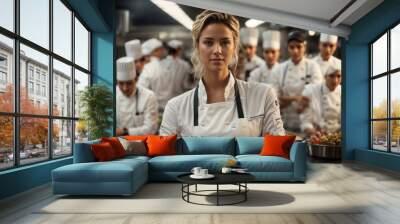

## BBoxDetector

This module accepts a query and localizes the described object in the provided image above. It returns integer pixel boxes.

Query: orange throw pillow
[101,137,126,158]
[124,135,148,141]
[91,142,117,162]
[146,135,177,157]
[260,135,296,159]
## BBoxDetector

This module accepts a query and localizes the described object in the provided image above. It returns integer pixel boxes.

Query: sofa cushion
[177,137,236,155]
[101,137,127,158]
[236,137,264,155]
[73,140,100,163]
[118,138,147,156]
[53,158,147,183]
[260,135,296,159]
[236,155,293,172]
[90,142,118,161]
[147,135,177,157]
[149,154,235,172]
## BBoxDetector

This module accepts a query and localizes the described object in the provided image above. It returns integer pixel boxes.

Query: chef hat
[325,61,341,76]
[141,38,163,56]
[240,28,259,46]
[320,33,338,44]
[262,30,281,49]
[167,40,183,49]
[117,57,136,81]
[124,39,143,60]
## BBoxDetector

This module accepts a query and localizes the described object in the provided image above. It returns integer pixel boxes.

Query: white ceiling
[228,0,352,22]
[170,0,384,38]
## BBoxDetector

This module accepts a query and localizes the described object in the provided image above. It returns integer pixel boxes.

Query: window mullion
[387,29,391,152]
[49,0,54,160]
[13,0,20,167]
[71,10,76,154]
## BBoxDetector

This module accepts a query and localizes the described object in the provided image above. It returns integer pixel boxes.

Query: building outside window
[28,81,34,94]
[370,23,400,154]
[0,0,91,170]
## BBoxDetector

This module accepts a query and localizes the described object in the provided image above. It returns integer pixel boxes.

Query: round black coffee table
[177,173,255,206]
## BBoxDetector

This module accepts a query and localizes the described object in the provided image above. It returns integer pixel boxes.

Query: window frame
[0,0,92,171]
[370,20,400,154]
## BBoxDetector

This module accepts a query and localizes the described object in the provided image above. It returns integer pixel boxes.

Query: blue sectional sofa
[52,137,307,196]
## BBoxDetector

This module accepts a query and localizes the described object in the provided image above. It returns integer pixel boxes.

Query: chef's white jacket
[300,83,341,133]
[116,85,159,135]
[272,58,323,131]
[313,54,341,76]
[159,73,285,137]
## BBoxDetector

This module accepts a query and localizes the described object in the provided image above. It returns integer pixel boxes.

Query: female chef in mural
[159,10,285,137]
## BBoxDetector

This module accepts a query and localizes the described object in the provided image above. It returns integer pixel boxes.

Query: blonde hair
[191,10,240,78]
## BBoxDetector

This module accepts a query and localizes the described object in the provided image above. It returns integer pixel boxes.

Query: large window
[0,0,91,171]
[370,23,400,153]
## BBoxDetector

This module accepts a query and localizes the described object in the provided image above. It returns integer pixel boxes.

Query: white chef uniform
[137,38,167,111]
[300,62,341,133]
[159,73,285,137]
[272,58,323,131]
[116,57,159,135]
[160,40,194,105]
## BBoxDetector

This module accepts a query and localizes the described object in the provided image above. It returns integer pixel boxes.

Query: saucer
[190,174,215,179]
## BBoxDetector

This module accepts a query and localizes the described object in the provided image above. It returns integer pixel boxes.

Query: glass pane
[372,121,388,151]
[0,116,13,170]
[20,0,49,49]
[20,44,49,115]
[372,77,387,119]
[53,59,72,117]
[0,0,14,31]
[75,120,88,143]
[391,120,400,153]
[391,24,400,70]
[20,117,49,165]
[74,18,89,70]
[0,34,14,112]
[53,0,72,60]
[372,33,387,76]
[74,69,89,118]
[53,119,72,158]
[391,72,400,118]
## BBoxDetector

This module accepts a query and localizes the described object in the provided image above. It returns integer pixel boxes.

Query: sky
[0,0,89,75]
[371,32,400,108]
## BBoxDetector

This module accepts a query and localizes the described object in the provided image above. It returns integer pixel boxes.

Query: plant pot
[308,143,341,159]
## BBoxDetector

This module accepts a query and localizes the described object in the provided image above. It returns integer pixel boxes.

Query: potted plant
[79,84,113,140]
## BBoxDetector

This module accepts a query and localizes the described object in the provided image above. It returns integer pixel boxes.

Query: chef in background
[137,38,167,112]
[313,33,341,76]
[248,30,281,85]
[300,62,341,138]
[240,27,264,81]
[272,30,323,133]
[161,39,195,103]
[116,57,158,136]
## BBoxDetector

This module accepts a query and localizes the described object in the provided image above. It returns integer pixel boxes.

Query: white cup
[221,167,232,174]
[200,169,208,176]
[191,167,202,176]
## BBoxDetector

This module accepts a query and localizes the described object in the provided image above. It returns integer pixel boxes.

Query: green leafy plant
[79,84,113,140]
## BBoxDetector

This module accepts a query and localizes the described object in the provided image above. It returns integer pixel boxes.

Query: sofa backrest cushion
[73,139,100,163]
[236,137,264,155]
[177,137,235,155]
